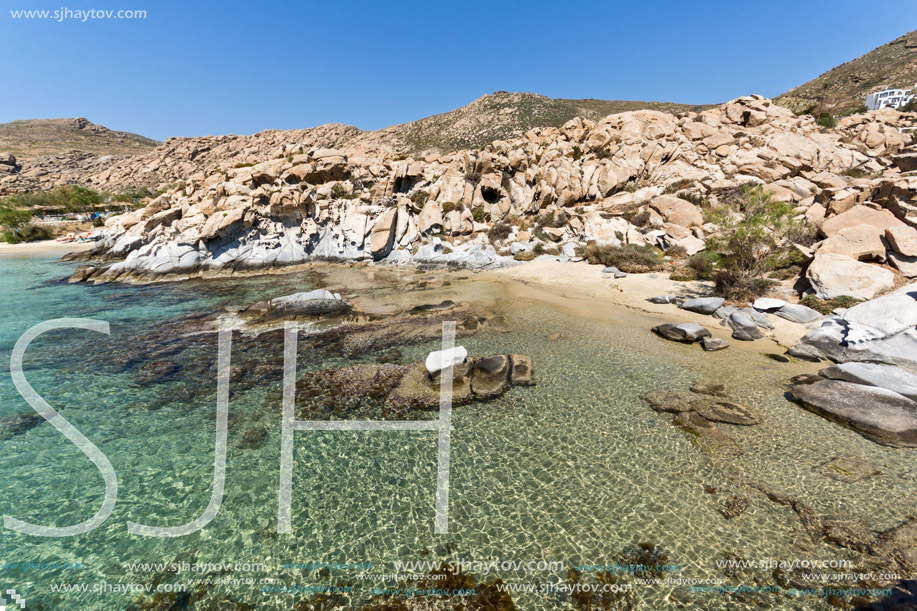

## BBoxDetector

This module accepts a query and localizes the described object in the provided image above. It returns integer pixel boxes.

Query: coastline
[483,260,815,351]
[0,239,95,258]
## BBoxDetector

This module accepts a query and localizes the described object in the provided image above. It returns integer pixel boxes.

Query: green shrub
[575,243,665,273]
[108,185,154,207]
[687,251,717,280]
[513,250,537,261]
[705,185,813,300]
[571,145,583,161]
[841,167,871,179]
[487,222,512,242]
[816,113,837,129]
[1,185,103,214]
[464,171,482,184]
[410,190,429,206]
[799,294,862,315]
[331,183,349,199]
[0,205,33,229]
[472,208,487,223]
[1,224,53,244]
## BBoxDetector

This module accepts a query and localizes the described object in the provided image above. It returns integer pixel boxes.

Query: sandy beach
[484,259,817,351]
[0,239,95,257]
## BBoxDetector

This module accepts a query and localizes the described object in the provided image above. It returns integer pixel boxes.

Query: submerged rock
[674,411,743,455]
[641,391,692,413]
[0,411,44,440]
[652,323,711,343]
[817,455,882,483]
[242,289,352,322]
[690,383,729,398]
[693,400,761,425]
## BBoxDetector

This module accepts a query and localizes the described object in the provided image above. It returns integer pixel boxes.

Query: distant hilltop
[776,29,917,115]
[0,117,159,159]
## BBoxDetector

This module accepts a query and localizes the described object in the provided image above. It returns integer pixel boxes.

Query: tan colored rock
[820,206,904,238]
[650,195,703,228]
[418,202,443,234]
[368,208,398,259]
[885,225,917,257]
[806,253,896,300]
[201,208,247,240]
[816,225,885,260]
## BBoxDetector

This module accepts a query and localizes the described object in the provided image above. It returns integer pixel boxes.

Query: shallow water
[0,257,914,610]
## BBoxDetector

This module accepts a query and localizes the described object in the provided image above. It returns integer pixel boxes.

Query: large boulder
[791,283,917,370]
[652,323,711,343]
[649,195,704,228]
[819,362,917,402]
[885,225,917,257]
[820,206,904,238]
[726,310,764,341]
[790,379,917,448]
[806,253,896,300]
[368,208,398,259]
[679,297,725,315]
[815,225,886,261]
[693,400,761,425]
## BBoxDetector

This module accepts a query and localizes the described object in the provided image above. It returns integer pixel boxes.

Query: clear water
[0,256,914,610]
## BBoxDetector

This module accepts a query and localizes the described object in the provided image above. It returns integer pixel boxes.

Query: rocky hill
[68,96,917,308]
[0,93,708,196]
[369,91,710,154]
[0,117,159,159]
[776,29,917,115]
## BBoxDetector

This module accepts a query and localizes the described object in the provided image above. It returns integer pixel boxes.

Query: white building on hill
[865,85,915,111]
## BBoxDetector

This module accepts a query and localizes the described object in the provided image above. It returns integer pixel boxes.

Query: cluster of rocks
[54,95,917,285]
[296,352,535,419]
[642,383,761,455]
[650,295,822,349]
[790,281,917,368]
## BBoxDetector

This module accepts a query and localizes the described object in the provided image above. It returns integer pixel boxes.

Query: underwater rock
[241,289,352,322]
[721,495,750,519]
[692,400,761,426]
[690,383,729,398]
[508,354,535,386]
[674,411,744,455]
[469,355,510,400]
[817,455,882,483]
[641,391,693,413]
[0,411,44,440]
[409,299,456,314]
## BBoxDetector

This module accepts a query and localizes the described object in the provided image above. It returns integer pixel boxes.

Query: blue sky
[2,0,915,140]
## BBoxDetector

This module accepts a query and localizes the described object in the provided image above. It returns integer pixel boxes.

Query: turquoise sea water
[0,255,914,610]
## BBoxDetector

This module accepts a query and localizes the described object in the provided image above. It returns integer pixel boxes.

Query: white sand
[0,240,95,257]
[483,260,816,351]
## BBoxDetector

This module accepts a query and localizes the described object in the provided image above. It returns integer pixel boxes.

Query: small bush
[488,222,512,242]
[441,201,464,214]
[706,185,812,300]
[576,243,665,273]
[513,250,537,261]
[571,145,583,161]
[464,171,482,184]
[816,113,837,129]
[410,190,429,206]
[472,208,487,223]
[331,184,349,199]
[799,294,862,315]
[841,167,871,179]
[687,251,717,280]
[2,224,53,244]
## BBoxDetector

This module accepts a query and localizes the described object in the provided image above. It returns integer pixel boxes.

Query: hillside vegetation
[377,91,712,154]
[0,117,159,159]
[776,29,917,116]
